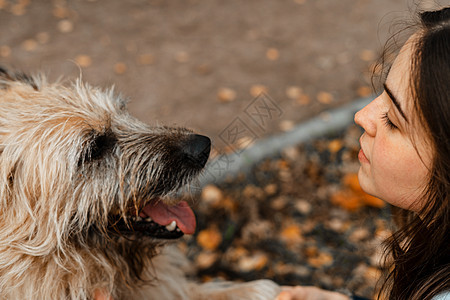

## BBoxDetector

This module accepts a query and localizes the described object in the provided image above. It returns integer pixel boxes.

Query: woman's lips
[358,148,370,163]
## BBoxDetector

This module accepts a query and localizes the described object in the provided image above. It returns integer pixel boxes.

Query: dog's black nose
[182,134,211,167]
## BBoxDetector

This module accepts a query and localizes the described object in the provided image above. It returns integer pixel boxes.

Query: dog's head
[0,68,210,284]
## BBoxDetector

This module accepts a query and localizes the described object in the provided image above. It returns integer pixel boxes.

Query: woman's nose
[354,98,378,136]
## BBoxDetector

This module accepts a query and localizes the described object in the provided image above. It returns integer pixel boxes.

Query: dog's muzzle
[109,134,211,240]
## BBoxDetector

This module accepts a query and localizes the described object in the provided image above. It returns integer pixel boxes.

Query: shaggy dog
[0,68,280,299]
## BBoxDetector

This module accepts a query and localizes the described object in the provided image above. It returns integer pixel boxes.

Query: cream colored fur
[0,70,280,299]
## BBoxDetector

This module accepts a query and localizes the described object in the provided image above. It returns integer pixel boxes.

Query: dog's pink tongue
[141,201,196,235]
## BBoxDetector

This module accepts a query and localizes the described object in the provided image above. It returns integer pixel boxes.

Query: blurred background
[1,0,447,298]
[1,0,439,145]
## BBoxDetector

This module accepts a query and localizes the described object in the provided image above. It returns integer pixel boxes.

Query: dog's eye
[81,132,117,165]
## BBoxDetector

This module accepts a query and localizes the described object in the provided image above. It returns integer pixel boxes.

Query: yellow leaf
[197,227,222,251]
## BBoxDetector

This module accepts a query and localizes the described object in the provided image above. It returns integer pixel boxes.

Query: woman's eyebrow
[383,83,409,123]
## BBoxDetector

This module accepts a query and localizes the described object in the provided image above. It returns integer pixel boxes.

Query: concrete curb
[199,96,373,186]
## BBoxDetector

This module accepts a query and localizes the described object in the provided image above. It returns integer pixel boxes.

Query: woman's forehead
[385,34,419,115]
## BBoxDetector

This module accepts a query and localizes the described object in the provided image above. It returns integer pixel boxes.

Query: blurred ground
[0,0,414,148]
[1,0,447,298]
[182,124,391,298]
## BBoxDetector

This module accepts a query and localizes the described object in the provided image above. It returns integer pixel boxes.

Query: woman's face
[354,34,432,212]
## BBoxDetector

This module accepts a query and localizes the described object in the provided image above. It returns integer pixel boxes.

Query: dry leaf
[328,139,343,153]
[250,84,268,97]
[225,246,249,262]
[0,45,11,58]
[308,251,333,268]
[349,228,370,242]
[317,91,334,104]
[281,224,303,244]
[11,6,24,16]
[264,183,277,196]
[196,252,218,269]
[36,32,50,44]
[75,55,92,68]
[279,120,295,132]
[197,227,222,251]
[286,86,302,100]
[294,199,312,215]
[357,86,372,98]
[217,87,237,103]
[201,185,224,206]
[362,194,385,208]
[344,174,362,192]
[0,0,7,10]
[236,136,254,149]
[266,48,279,60]
[138,53,155,65]
[238,253,268,272]
[53,6,70,19]
[271,196,288,210]
[58,20,74,33]
[296,94,311,106]
[360,49,376,62]
[21,39,37,52]
[331,190,362,212]
[114,62,127,74]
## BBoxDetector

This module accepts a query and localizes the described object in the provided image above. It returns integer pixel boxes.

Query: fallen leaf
[362,194,385,208]
[36,32,50,44]
[196,252,218,269]
[217,87,237,103]
[317,91,334,104]
[11,4,26,16]
[349,228,370,242]
[328,139,343,153]
[197,227,222,251]
[286,86,302,100]
[201,185,224,205]
[264,183,277,196]
[114,62,127,74]
[75,55,92,68]
[360,49,376,62]
[357,86,372,98]
[21,39,37,52]
[250,84,268,97]
[271,196,288,210]
[138,53,155,65]
[279,120,295,132]
[0,45,11,57]
[296,94,311,106]
[58,20,74,33]
[53,6,70,19]
[266,48,279,61]
[308,251,334,268]
[281,224,303,244]
[238,253,268,272]
[331,189,362,212]
[294,199,312,215]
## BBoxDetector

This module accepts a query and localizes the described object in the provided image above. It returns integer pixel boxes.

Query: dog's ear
[0,66,39,91]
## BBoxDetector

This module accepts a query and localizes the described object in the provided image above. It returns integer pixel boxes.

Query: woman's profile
[278,6,450,300]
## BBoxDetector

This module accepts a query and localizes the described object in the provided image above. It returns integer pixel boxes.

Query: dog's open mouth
[110,199,196,240]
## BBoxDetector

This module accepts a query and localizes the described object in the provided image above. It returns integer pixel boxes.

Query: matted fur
[0,69,280,299]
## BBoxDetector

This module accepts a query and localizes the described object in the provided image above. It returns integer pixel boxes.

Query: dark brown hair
[378,6,450,300]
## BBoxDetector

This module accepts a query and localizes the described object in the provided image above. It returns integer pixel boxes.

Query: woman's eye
[381,112,398,130]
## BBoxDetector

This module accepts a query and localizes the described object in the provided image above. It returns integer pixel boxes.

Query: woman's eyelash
[382,112,398,129]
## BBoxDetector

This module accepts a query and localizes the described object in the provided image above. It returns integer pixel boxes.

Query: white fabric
[433,291,450,300]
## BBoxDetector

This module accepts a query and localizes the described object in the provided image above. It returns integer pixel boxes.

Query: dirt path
[0,0,418,147]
